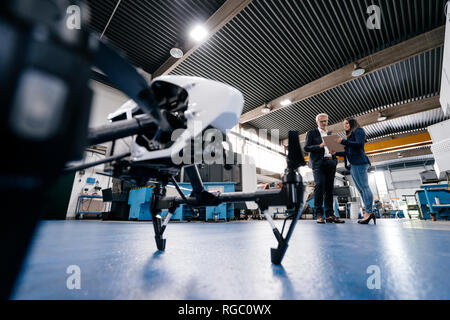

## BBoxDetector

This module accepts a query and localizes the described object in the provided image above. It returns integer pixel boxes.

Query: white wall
[88,81,129,127]
[66,81,130,219]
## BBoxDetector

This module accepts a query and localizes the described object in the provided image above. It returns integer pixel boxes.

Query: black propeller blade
[287,131,306,170]
[93,41,170,132]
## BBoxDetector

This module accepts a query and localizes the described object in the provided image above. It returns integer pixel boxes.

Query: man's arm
[303,130,322,153]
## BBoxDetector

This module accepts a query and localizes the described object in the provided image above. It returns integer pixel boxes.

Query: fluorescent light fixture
[170,47,183,59]
[189,25,208,42]
[352,63,365,77]
[261,103,271,114]
[377,113,387,121]
[280,99,292,106]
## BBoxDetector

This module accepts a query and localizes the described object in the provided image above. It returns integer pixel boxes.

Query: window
[374,171,389,200]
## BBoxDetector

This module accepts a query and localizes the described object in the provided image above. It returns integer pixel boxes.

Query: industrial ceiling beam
[283,95,441,145]
[305,131,432,162]
[326,95,441,136]
[282,95,441,146]
[240,25,445,125]
[304,131,432,164]
[152,0,253,78]
[368,147,432,164]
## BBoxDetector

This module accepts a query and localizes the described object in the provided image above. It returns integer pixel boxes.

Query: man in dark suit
[304,113,344,224]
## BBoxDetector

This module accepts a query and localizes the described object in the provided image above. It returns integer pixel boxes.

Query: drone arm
[184,165,206,195]
[87,114,157,146]
[62,152,131,174]
[155,189,284,209]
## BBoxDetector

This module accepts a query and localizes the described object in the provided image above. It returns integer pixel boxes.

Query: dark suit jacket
[303,128,337,169]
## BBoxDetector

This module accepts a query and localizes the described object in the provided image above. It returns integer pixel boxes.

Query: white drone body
[108,75,244,162]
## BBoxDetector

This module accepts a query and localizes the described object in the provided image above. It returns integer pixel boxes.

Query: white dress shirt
[318,127,332,158]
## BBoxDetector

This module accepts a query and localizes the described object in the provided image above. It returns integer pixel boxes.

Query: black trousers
[312,159,337,218]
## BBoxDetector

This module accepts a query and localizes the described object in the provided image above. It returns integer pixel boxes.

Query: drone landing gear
[262,166,303,265]
[263,208,301,265]
[150,183,177,251]
[148,130,305,264]
[152,214,166,251]
[151,207,176,251]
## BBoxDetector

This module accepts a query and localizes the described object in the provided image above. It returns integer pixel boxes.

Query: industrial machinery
[419,170,440,184]
[101,178,133,221]
[127,182,235,222]
[0,0,305,299]
[333,186,356,219]
[439,1,450,117]
[402,195,421,219]
[415,184,450,220]
[428,119,450,180]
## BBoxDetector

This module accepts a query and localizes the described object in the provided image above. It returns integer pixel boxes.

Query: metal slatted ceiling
[80,0,447,141]
[247,47,443,139]
[167,0,446,140]
[83,0,227,73]
[363,108,449,140]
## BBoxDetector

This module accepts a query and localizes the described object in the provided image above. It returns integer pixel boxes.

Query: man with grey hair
[304,113,344,224]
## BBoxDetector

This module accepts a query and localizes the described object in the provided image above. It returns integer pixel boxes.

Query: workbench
[75,194,104,219]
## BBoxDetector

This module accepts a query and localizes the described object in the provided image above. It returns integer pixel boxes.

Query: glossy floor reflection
[11,219,450,299]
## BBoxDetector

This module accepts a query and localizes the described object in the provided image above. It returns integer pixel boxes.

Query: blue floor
[11,219,450,300]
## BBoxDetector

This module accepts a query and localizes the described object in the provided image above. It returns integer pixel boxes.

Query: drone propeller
[94,41,169,131]
[286,131,306,171]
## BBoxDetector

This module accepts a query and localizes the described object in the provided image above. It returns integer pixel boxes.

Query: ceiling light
[352,63,365,77]
[189,25,208,42]
[377,113,387,121]
[280,99,292,106]
[170,47,183,59]
[261,103,271,114]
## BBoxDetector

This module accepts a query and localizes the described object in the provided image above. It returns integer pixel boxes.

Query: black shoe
[358,213,376,225]
[326,216,345,223]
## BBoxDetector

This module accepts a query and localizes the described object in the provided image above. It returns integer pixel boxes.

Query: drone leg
[151,212,166,251]
[271,208,303,265]
[263,183,304,265]
[150,184,167,251]
[263,210,287,265]
[160,207,175,236]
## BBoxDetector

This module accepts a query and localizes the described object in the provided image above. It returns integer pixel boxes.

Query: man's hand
[320,142,326,148]
[329,149,336,155]
[336,137,343,143]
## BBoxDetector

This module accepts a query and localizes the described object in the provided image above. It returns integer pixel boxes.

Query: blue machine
[128,186,183,221]
[128,182,235,221]
[385,210,405,218]
[178,182,235,221]
[415,184,450,220]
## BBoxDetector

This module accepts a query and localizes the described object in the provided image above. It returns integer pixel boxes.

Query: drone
[68,73,306,264]
[0,0,306,299]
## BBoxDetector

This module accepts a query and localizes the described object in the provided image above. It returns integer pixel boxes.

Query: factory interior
[2,0,450,302]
